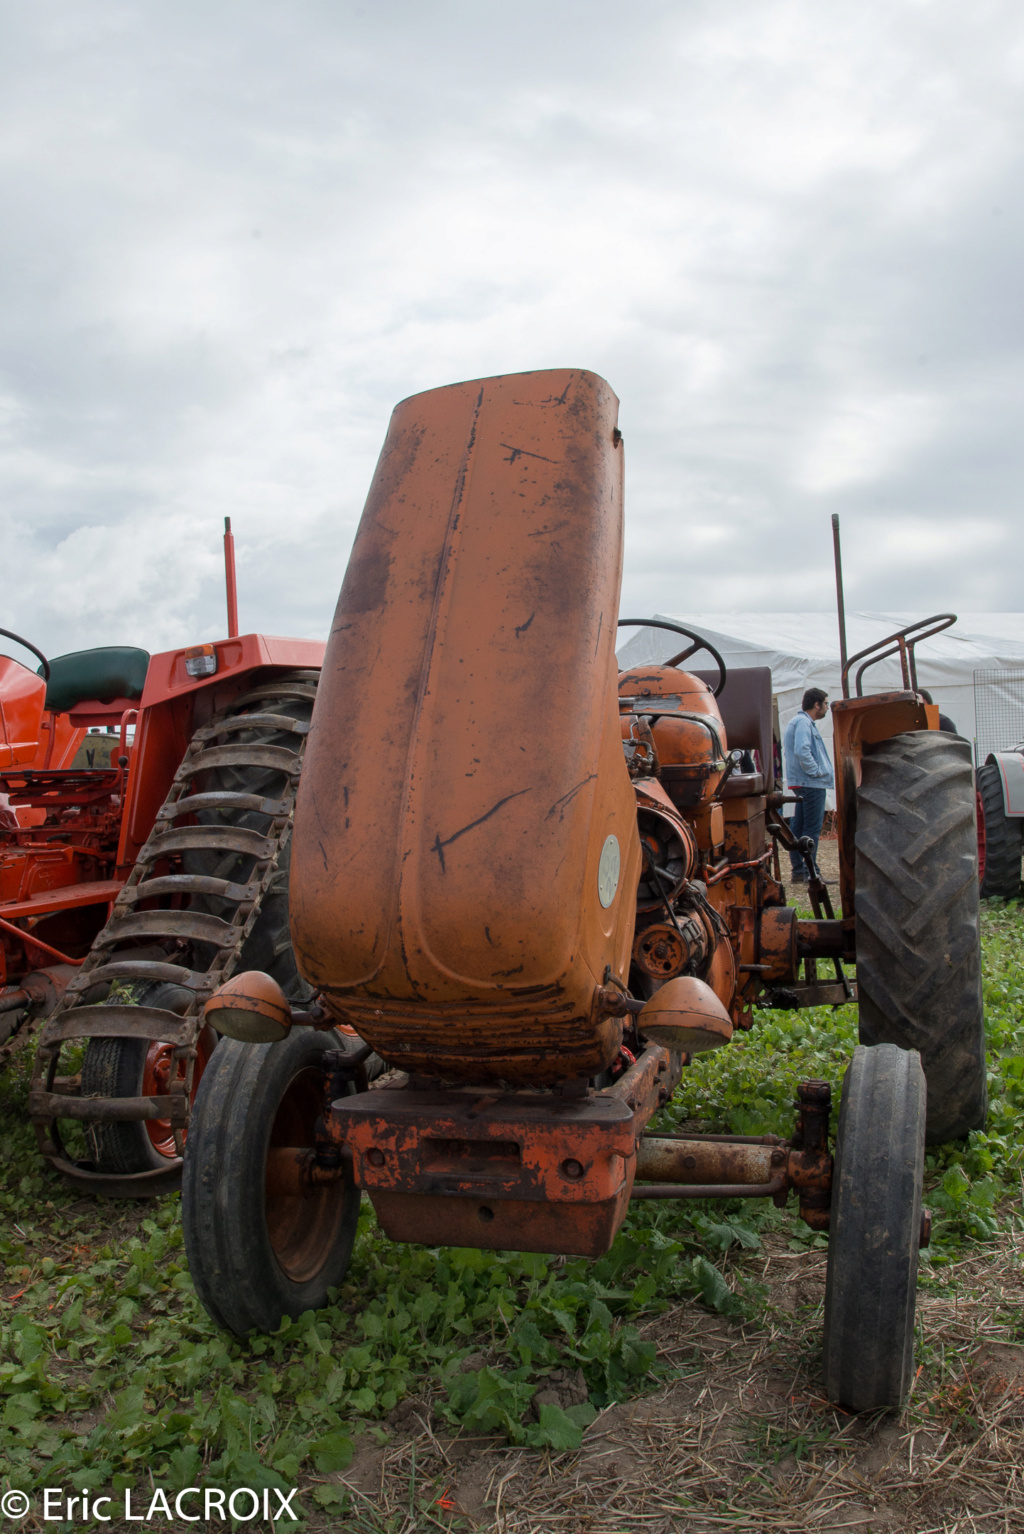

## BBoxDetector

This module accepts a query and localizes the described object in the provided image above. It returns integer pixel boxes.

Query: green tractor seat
[41,647,151,715]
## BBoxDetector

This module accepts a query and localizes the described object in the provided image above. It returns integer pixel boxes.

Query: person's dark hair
[919,688,933,704]
[802,687,828,712]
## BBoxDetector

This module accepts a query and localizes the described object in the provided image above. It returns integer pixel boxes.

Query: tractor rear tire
[823,1043,925,1413]
[855,730,986,1143]
[80,984,214,1174]
[182,1027,361,1336]
[977,761,1023,898]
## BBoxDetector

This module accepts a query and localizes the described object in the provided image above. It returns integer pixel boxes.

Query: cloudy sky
[2,0,1023,663]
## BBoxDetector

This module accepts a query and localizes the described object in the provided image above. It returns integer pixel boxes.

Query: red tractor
[2,526,325,1197]
[0,633,145,1033]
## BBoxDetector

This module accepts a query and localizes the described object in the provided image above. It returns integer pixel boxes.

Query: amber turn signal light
[184,643,218,678]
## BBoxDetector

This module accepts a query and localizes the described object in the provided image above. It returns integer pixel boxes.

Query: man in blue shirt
[783,687,834,883]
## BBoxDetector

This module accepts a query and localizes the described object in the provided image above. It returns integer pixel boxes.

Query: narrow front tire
[823,1043,926,1413]
[182,1028,360,1335]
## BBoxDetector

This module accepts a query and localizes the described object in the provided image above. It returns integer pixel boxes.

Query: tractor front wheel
[855,730,986,1143]
[182,1027,360,1335]
[823,1043,926,1413]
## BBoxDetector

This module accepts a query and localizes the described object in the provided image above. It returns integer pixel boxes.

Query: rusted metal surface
[830,691,930,920]
[293,370,640,1088]
[147,824,277,859]
[338,1087,636,1202]
[327,1042,679,1256]
[95,910,239,948]
[703,850,773,887]
[841,613,956,698]
[38,1005,194,1047]
[759,906,797,982]
[635,1135,776,1185]
[629,1084,832,1221]
[264,1147,344,1199]
[630,1180,784,1200]
[634,976,733,1053]
[633,923,686,979]
[603,1041,682,1115]
[186,743,302,777]
[372,1191,633,1257]
[204,970,292,1043]
[29,1088,187,1123]
[787,1080,833,1230]
[765,980,858,1009]
[80,959,209,990]
[796,918,854,961]
[632,1132,787,1201]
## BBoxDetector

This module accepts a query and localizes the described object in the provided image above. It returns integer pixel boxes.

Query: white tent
[617,612,1024,789]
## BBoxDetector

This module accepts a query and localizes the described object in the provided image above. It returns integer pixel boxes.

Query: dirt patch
[307,1231,1024,1533]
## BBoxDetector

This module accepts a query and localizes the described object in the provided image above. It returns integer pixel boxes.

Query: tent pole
[832,514,849,698]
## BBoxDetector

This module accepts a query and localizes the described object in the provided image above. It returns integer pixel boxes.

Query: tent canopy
[617,612,1024,776]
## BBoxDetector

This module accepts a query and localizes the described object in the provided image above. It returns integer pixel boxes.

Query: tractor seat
[40,646,150,715]
[691,665,774,797]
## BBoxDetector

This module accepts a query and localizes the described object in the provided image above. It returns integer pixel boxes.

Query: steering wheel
[617,618,727,698]
[0,627,50,681]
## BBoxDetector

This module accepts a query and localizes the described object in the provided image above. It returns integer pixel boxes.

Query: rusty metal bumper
[330,1045,679,1257]
[323,1053,835,1257]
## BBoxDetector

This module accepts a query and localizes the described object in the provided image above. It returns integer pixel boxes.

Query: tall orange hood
[290,369,640,1085]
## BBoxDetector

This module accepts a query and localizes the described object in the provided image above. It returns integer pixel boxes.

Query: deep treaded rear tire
[856,731,986,1143]
[977,760,1023,898]
[823,1043,925,1413]
[182,1028,360,1336]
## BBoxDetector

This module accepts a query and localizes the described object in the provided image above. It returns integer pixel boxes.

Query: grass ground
[2,889,1024,1532]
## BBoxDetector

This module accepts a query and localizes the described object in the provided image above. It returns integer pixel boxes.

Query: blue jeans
[789,786,827,877]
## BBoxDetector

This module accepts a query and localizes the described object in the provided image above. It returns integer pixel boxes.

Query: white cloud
[1,0,1024,667]
[797,392,944,493]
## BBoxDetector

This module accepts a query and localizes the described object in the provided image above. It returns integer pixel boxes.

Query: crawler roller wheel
[182,1028,361,1335]
[823,1043,926,1413]
[81,985,216,1174]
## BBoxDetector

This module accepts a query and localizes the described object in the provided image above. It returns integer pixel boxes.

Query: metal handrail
[841,613,957,698]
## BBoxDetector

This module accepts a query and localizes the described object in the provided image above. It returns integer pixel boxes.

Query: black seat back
[691,665,775,795]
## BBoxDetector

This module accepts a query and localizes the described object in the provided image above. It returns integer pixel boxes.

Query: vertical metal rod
[831,514,849,698]
[223,517,239,638]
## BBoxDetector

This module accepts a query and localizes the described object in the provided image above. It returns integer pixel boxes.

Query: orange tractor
[2,526,324,1196]
[181,371,985,1412]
